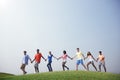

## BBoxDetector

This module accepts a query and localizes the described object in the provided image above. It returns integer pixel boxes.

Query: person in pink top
[58,50,72,71]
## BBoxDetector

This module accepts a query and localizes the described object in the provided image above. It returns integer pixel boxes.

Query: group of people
[20,48,107,74]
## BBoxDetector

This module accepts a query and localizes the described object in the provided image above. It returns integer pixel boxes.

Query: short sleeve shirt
[35,53,42,63]
[22,54,30,65]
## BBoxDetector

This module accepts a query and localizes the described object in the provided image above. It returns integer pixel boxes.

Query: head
[37,49,39,53]
[76,48,79,52]
[24,51,27,55]
[99,51,102,55]
[49,51,51,55]
[63,50,66,54]
[87,51,91,56]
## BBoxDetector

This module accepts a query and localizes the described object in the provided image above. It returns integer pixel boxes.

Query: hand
[45,59,47,61]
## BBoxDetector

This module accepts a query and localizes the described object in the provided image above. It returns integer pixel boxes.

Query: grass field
[0,71,120,80]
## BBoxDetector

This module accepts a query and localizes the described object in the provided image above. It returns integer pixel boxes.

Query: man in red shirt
[32,49,46,73]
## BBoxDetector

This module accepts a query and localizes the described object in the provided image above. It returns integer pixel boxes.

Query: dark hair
[99,51,102,53]
[63,50,66,54]
[24,51,27,53]
[87,51,91,56]
[37,49,39,51]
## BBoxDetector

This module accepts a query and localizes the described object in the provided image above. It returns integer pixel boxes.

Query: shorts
[76,59,83,65]
[20,64,26,69]
[98,61,105,66]
[34,62,39,68]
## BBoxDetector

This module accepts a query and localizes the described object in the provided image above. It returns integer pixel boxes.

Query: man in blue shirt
[20,51,32,74]
[47,51,57,72]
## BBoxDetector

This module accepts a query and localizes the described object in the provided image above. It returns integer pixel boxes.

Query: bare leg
[82,64,87,70]
[76,64,78,71]
[86,62,91,71]
[92,62,97,71]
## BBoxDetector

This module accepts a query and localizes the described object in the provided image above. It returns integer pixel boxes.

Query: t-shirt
[22,54,30,65]
[88,55,93,62]
[48,54,53,62]
[76,51,83,60]
[61,54,67,62]
[34,53,42,63]
[98,55,104,62]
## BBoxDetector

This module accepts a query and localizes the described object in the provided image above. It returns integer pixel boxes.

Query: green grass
[0,72,14,78]
[0,71,120,80]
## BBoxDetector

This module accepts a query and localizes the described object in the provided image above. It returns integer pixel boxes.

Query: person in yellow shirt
[97,51,106,72]
[72,48,86,71]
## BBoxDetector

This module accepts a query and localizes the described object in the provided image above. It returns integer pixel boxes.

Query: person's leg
[34,62,39,73]
[76,60,80,71]
[98,62,102,72]
[62,62,65,71]
[20,64,26,74]
[102,62,106,72]
[64,61,69,70]
[91,61,97,71]
[47,62,51,72]
[86,62,91,71]
[36,63,39,73]
[49,62,53,71]
[81,59,87,70]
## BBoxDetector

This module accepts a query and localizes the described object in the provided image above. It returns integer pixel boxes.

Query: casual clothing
[61,54,67,62]
[77,59,83,65]
[48,54,53,63]
[98,54,105,66]
[88,55,94,63]
[76,51,84,65]
[98,55,104,62]
[47,54,53,72]
[34,53,43,73]
[60,54,69,71]
[20,54,31,74]
[76,51,83,60]
[34,53,42,63]
[22,54,30,65]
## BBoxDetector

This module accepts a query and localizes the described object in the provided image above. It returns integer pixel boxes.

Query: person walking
[72,48,86,71]
[85,51,97,71]
[97,51,107,72]
[31,49,46,73]
[20,51,32,74]
[47,51,57,72]
[58,50,72,71]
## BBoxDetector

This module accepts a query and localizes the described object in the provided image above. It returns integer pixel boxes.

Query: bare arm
[67,55,72,60]
[52,54,58,59]
[91,55,97,62]
[84,56,88,60]
[42,56,46,61]
[82,54,85,60]
[72,55,77,59]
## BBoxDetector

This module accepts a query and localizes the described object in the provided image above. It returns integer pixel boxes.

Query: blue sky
[0,0,120,74]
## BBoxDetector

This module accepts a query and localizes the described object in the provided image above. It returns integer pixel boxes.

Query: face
[24,51,26,55]
[77,48,79,52]
[49,51,51,55]
[37,49,39,53]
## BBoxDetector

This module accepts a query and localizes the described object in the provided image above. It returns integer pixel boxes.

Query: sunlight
[0,0,8,9]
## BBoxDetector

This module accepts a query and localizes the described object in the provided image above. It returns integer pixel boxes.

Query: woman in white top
[85,51,97,71]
